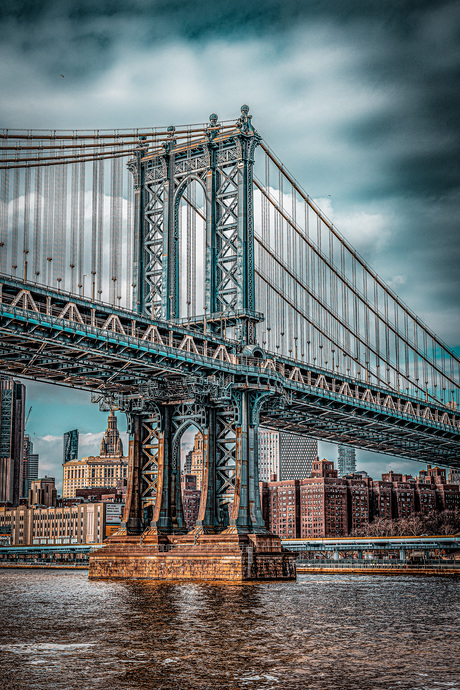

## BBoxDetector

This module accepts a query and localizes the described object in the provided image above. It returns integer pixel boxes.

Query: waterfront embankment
[296,559,459,577]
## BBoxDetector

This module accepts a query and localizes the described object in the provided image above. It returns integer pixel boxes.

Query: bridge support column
[399,548,406,562]
[90,391,295,580]
[229,391,267,534]
[120,414,143,534]
[150,405,186,535]
[196,406,220,532]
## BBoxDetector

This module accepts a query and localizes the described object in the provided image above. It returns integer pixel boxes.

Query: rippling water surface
[0,570,458,689]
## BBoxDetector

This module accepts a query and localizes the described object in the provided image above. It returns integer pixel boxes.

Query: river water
[0,570,458,689]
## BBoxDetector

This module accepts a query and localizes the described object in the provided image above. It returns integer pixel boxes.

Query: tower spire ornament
[99,410,124,458]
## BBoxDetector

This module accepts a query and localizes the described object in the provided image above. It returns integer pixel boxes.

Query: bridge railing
[296,559,460,569]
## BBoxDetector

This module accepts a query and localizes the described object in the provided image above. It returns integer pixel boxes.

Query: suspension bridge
[0,106,459,578]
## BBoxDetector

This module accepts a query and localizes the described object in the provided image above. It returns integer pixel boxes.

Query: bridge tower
[93,107,295,579]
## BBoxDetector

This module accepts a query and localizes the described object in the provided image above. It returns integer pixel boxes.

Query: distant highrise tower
[63,429,79,464]
[100,411,123,457]
[258,429,318,482]
[0,377,25,505]
[189,432,204,490]
[62,412,127,499]
[23,435,39,498]
[258,429,280,482]
[337,445,356,477]
[279,433,318,481]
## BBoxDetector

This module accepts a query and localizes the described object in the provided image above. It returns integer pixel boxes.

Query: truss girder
[0,276,459,465]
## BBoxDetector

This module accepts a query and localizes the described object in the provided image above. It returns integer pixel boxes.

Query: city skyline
[20,380,456,496]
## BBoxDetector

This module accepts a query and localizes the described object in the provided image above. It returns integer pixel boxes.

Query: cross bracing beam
[0,276,459,465]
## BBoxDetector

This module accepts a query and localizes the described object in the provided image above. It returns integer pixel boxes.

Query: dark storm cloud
[1,1,458,320]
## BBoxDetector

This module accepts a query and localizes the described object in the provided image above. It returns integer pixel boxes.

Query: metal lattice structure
[0,106,459,536]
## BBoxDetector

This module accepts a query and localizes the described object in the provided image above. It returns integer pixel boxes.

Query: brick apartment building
[260,461,349,539]
[181,473,201,530]
[260,460,460,539]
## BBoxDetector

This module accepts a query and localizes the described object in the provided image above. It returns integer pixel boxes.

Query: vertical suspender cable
[97,158,104,300]
[186,179,191,318]
[23,167,31,280]
[125,164,133,308]
[78,161,85,295]
[110,155,116,305]
[191,179,196,316]
[0,168,9,273]
[91,158,98,297]
[110,153,122,306]
[52,164,60,285]
[42,167,49,280]
[11,168,20,274]
[56,164,67,289]
[70,163,78,294]
[33,166,42,281]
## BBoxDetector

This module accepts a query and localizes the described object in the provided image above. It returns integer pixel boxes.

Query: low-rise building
[370,480,393,521]
[300,460,348,538]
[0,500,121,545]
[260,478,299,539]
[29,476,57,507]
[448,467,460,485]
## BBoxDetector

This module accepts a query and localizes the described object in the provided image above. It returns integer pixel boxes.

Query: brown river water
[0,570,458,689]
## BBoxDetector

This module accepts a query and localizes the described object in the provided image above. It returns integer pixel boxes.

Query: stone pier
[88,530,295,581]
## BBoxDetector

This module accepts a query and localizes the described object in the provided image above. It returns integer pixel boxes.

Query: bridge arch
[172,413,206,531]
[173,175,208,319]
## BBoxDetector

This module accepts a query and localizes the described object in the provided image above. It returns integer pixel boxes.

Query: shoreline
[0,564,88,569]
[296,564,459,577]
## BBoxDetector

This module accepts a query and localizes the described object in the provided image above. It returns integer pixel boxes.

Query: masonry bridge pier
[0,107,459,580]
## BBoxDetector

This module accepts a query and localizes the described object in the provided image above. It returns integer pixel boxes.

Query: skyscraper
[189,432,204,490]
[63,429,79,464]
[22,435,39,498]
[279,433,318,481]
[0,377,25,506]
[99,411,123,457]
[258,428,318,482]
[258,428,280,482]
[337,445,356,477]
[62,412,127,499]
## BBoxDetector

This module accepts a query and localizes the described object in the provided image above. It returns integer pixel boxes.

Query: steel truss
[134,106,261,344]
[0,275,459,464]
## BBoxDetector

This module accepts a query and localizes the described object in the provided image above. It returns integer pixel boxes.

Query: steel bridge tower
[121,107,275,547]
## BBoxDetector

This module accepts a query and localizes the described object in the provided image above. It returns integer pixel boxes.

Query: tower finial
[237,105,254,134]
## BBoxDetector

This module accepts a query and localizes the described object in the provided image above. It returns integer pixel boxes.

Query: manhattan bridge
[0,106,459,538]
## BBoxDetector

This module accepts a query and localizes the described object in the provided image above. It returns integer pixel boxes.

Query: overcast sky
[1,1,459,490]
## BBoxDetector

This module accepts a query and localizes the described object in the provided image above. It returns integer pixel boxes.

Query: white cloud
[314,197,391,257]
